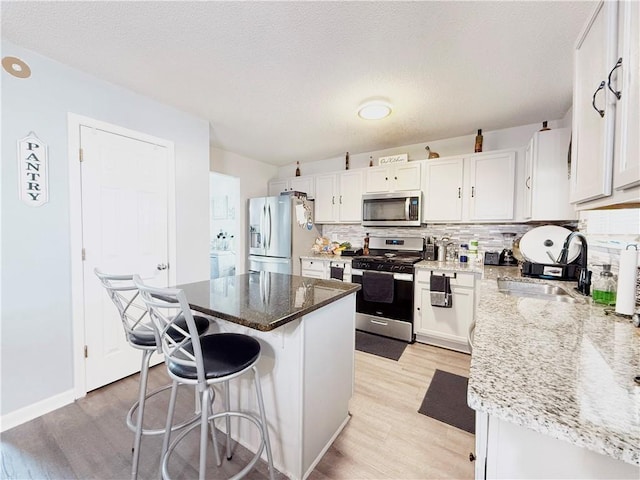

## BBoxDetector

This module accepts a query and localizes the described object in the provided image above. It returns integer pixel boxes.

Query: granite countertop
[468,267,640,466]
[176,272,360,332]
[299,254,353,262]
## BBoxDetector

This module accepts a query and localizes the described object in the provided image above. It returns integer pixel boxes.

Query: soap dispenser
[592,264,617,305]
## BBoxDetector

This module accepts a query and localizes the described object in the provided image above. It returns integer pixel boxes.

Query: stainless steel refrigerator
[248,195,320,275]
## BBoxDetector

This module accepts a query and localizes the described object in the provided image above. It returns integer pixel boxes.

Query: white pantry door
[80,126,170,391]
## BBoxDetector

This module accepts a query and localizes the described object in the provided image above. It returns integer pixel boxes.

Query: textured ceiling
[2,1,595,166]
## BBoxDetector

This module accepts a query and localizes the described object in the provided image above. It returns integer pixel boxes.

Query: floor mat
[355,330,407,361]
[418,369,475,434]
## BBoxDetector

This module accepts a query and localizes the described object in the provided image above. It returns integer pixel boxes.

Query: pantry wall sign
[18,131,49,207]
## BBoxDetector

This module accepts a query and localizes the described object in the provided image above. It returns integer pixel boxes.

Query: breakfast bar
[176,272,360,480]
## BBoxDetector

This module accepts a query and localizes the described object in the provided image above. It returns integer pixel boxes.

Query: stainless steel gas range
[351,236,424,342]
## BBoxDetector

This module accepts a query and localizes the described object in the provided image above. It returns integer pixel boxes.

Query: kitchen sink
[496,278,581,303]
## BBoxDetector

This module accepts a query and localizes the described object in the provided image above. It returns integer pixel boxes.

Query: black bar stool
[94,269,210,480]
[133,275,275,480]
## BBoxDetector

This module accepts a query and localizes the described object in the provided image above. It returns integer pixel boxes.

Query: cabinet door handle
[471,186,475,198]
[339,195,343,204]
[394,176,398,180]
[607,57,623,100]
[526,176,531,189]
[458,187,461,199]
[592,81,606,118]
[332,196,335,205]
[385,177,388,181]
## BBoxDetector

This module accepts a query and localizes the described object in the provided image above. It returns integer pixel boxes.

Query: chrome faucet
[556,231,592,296]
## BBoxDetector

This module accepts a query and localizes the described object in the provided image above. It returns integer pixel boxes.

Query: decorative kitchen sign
[18,131,49,207]
[378,153,408,166]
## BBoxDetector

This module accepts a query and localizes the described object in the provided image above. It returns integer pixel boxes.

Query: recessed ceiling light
[2,56,31,79]
[358,102,392,120]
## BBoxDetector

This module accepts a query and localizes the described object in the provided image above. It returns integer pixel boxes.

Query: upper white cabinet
[314,170,363,223]
[424,150,516,223]
[468,151,516,221]
[613,0,640,191]
[423,158,464,222]
[365,162,422,193]
[523,128,577,221]
[268,175,315,198]
[571,0,640,207]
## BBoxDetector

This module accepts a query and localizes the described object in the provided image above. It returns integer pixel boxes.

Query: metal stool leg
[225,380,233,460]
[252,367,275,480]
[131,349,153,480]
[198,388,211,480]
[207,387,222,467]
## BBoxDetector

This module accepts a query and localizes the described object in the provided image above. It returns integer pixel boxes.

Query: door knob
[157,263,168,271]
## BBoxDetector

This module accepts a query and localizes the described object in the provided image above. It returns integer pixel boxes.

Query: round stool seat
[129,314,210,347]
[168,333,261,380]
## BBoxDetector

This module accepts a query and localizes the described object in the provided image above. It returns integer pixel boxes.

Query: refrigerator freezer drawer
[248,256,292,275]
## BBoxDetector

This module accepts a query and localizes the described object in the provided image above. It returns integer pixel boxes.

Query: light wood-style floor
[1,342,474,479]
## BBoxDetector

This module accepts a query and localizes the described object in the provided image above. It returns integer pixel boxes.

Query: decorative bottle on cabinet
[474,129,483,152]
[295,161,301,177]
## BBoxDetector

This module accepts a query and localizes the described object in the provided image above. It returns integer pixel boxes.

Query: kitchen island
[177,272,360,480]
[469,267,639,479]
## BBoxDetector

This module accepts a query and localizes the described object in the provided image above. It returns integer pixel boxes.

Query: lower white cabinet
[301,258,351,281]
[475,412,639,479]
[300,258,327,279]
[414,268,477,353]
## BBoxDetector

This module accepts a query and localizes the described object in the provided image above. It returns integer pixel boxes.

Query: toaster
[484,251,501,265]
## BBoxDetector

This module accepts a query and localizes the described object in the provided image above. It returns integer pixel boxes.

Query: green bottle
[592,264,617,305]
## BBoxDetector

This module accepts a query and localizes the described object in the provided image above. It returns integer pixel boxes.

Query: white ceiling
[2,1,595,166]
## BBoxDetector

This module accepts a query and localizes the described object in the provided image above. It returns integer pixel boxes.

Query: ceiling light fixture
[358,102,392,120]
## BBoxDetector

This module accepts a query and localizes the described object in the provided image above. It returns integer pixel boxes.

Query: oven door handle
[352,269,413,282]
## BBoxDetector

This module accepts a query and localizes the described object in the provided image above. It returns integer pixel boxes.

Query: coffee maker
[499,232,518,266]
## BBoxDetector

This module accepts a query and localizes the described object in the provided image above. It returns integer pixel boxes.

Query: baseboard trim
[0,389,75,432]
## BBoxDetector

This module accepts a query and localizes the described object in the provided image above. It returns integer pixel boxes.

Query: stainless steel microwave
[362,191,422,226]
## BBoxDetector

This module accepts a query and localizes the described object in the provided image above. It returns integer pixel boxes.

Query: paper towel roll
[615,247,639,315]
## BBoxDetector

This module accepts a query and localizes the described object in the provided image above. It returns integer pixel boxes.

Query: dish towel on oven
[330,266,344,281]
[362,271,394,303]
[430,274,452,308]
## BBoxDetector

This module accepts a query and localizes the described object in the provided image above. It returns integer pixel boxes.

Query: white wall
[1,42,210,419]
[210,147,277,273]
[275,120,566,178]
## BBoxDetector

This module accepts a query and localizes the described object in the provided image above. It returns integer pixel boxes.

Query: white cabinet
[571,1,618,204]
[613,0,640,191]
[571,0,640,208]
[300,258,327,279]
[268,175,315,198]
[413,268,476,353]
[300,258,352,281]
[423,158,464,222]
[523,128,577,221]
[314,170,363,223]
[423,150,516,223]
[468,151,516,221]
[475,412,640,480]
[365,162,422,193]
[329,259,352,282]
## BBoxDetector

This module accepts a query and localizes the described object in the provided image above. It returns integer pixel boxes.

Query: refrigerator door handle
[267,204,272,250]
[261,203,266,250]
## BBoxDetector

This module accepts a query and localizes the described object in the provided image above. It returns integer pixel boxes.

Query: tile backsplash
[320,222,573,254]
